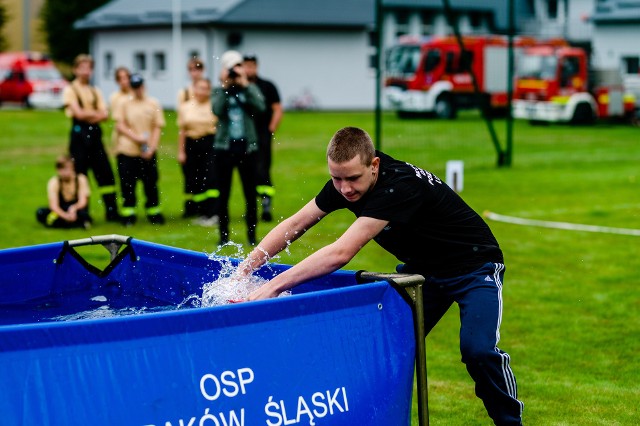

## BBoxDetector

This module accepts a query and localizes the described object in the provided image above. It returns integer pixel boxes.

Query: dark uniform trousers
[69,120,119,219]
[212,150,257,243]
[183,135,218,218]
[117,154,160,216]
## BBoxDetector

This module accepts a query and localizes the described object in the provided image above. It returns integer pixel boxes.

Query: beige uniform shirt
[48,174,91,204]
[114,95,165,157]
[176,86,195,107]
[178,99,217,139]
[109,90,133,145]
[62,80,107,118]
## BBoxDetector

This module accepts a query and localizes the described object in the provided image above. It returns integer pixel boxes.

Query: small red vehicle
[0,52,68,109]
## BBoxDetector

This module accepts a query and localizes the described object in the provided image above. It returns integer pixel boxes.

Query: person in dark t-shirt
[235,126,524,425]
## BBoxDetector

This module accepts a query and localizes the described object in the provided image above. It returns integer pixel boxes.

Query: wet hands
[247,282,280,301]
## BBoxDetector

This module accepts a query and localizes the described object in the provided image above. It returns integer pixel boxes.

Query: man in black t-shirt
[243,54,283,222]
[236,127,523,425]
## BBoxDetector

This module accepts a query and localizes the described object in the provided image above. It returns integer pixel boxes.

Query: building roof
[591,0,640,23]
[75,0,375,30]
[75,0,528,31]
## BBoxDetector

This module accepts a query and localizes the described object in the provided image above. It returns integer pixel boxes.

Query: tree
[0,0,8,52]
[40,0,110,65]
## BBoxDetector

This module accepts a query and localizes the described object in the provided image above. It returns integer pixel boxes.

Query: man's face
[189,64,203,81]
[243,60,257,80]
[74,61,93,82]
[328,155,380,202]
[194,79,210,100]
[116,70,130,90]
[57,162,75,182]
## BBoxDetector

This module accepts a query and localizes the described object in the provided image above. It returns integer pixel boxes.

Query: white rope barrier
[483,211,640,237]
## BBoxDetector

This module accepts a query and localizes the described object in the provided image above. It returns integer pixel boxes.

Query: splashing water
[184,242,291,308]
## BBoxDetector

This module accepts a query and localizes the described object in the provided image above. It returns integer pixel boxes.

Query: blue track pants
[423,262,524,425]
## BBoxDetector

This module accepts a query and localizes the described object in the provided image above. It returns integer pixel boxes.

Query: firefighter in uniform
[36,154,92,229]
[62,54,120,222]
[176,57,207,218]
[114,74,166,226]
[177,77,219,226]
[108,67,132,147]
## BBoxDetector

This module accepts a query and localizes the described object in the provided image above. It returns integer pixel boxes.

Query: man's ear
[371,156,380,172]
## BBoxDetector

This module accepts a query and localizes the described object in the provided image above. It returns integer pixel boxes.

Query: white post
[446,160,464,192]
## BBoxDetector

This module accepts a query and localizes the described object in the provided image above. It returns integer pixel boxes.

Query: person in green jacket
[212,50,265,246]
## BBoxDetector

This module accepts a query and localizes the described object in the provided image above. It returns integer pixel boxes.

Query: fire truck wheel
[434,95,456,119]
[571,103,595,125]
[23,96,33,109]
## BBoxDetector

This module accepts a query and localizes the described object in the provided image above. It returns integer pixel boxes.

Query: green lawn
[1,108,639,424]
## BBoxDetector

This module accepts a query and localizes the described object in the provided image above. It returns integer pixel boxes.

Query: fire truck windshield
[386,45,421,75]
[517,54,557,80]
[26,67,62,81]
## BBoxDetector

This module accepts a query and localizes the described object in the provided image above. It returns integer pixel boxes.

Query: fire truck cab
[0,52,67,109]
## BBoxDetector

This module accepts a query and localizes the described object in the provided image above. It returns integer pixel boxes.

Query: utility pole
[172,0,183,110]
[23,0,30,50]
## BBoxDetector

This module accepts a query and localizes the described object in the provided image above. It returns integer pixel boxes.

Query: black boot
[247,227,257,246]
[261,196,272,222]
[183,199,198,218]
[103,193,121,222]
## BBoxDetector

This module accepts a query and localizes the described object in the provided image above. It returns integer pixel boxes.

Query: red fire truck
[384,35,546,119]
[0,52,67,109]
[512,45,636,124]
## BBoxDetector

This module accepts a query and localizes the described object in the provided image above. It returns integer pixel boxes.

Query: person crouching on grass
[233,127,524,425]
[36,155,92,229]
[114,74,166,226]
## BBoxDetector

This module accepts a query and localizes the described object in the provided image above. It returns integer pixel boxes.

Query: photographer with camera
[211,50,266,246]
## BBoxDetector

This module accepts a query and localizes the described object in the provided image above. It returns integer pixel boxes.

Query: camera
[228,67,239,79]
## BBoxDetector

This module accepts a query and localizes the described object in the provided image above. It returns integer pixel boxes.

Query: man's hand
[177,150,186,165]
[247,281,281,301]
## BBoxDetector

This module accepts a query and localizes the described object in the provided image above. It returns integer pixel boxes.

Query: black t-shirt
[253,77,280,134]
[314,151,503,277]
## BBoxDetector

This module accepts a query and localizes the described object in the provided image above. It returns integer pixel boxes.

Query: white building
[76,0,542,110]
[589,0,640,104]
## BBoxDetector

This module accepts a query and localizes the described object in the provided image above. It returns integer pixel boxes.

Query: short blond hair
[327,127,375,166]
[73,54,94,69]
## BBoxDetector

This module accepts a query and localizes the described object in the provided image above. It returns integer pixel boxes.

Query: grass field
[1,108,639,424]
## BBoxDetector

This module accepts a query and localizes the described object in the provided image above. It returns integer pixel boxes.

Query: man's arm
[65,88,108,124]
[245,83,266,113]
[269,102,283,134]
[238,199,326,276]
[211,87,228,118]
[47,178,73,221]
[74,174,91,210]
[247,213,389,301]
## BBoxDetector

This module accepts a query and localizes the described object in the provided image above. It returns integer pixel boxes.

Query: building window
[134,52,147,72]
[395,10,410,37]
[421,11,434,34]
[104,52,113,78]
[469,12,483,29]
[227,32,243,48]
[153,52,166,76]
[622,56,639,74]
[547,0,558,19]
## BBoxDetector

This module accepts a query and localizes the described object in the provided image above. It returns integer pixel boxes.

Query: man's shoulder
[256,77,279,95]
[47,176,59,192]
[145,96,162,108]
[257,76,276,87]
